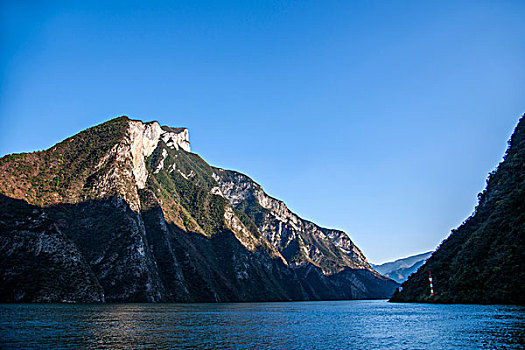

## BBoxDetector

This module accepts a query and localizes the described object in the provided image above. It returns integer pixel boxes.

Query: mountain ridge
[0,116,397,302]
[390,115,525,305]
[372,251,432,283]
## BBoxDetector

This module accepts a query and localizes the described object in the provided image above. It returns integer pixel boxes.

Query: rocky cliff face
[390,115,525,305]
[211,170,372,273]
[0,116,397,302]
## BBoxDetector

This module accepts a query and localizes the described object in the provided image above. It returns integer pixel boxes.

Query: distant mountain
[391,115,525,305]
[372,252,432,283]
[0,116,397,302]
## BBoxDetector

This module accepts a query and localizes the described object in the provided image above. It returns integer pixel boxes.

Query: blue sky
[1,0,524,263]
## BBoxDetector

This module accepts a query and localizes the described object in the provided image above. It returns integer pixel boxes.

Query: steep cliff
[0,116,397,302]
[390,115,525,305]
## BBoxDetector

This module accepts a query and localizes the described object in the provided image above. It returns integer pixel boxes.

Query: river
[0,300,523,349]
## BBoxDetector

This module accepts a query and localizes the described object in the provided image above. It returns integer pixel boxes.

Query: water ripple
[0,300,523,349]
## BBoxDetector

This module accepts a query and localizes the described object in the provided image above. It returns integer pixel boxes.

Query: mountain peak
[126,118,190,189]
[125,117,190,151]
[0,115,397,303]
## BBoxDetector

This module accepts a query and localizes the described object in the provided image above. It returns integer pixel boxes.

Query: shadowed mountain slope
[0,116,397,302]
[390,115,525,305]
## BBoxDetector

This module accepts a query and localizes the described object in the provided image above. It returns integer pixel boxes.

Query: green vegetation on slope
[0,116,399,302]
[391,115,525,305]
[145,144,229,236]
[0,117,128,206]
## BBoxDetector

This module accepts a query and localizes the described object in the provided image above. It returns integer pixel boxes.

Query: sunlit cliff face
[127,120,190,189]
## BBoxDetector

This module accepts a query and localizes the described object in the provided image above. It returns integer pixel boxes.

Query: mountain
[372,252,432,283]
[0,116,398,302]
[390,115,525,305]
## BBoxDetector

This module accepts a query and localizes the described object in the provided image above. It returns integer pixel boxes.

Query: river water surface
[0,300,523,349]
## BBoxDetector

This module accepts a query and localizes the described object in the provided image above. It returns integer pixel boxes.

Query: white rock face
[161,128,190,152]
[127,120,191,189]
[154,149,168,174]
[177,169,195,180]
[128,121,164,189]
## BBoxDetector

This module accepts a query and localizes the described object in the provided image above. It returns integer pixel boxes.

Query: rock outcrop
[0,116,397,302]
[128,121,190,189]
[212,169,372,273]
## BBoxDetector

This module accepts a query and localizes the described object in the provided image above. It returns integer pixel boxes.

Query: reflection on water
[0,301,524,349]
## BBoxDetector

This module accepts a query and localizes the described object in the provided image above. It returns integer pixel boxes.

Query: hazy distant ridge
[372,252,432,283]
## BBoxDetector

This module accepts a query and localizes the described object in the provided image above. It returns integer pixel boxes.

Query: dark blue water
[0,300,523,349]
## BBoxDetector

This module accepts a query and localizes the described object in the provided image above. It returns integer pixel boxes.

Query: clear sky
[1,1,524,263]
